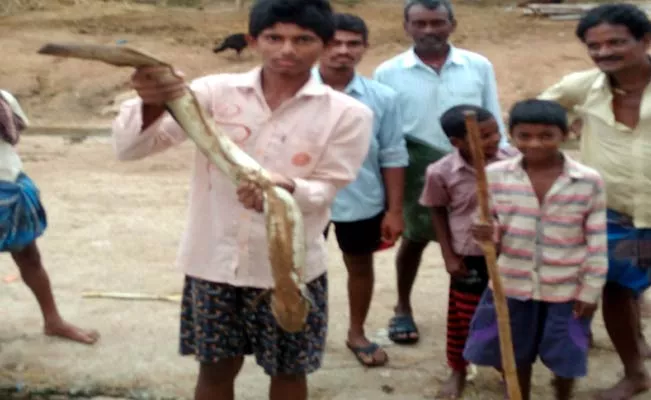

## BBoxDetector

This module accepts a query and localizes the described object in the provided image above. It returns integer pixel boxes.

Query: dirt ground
[1,0,651,399]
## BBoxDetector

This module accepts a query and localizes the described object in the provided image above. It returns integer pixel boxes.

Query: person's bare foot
[436,370,466,399]
[594,374,651,400]
[44,318,100,345]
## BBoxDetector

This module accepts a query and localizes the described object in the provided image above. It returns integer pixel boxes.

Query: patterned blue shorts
[463,289,592,378]
[606,209,651,296]
[0,173,47,253]
[179,273,328,376]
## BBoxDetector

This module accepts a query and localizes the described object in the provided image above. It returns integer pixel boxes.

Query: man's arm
[538,73,588,110]
[112,76,215,161]
[372,64,389,86]
[537,70,599,134]
[0,90,29,127]
[577,177,608,305]
[379,91,409,216]
[480,61,508,147]
[291,104,373,214]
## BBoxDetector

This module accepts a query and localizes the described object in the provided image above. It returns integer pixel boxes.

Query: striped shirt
[487,153,608,304]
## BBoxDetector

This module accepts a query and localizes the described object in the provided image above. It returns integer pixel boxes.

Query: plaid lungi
[0,172,47,252]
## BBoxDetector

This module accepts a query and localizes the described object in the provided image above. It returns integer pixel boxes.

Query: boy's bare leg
[437,368,467,399]
[552,376,575,400]
[11,242,99,344]
[195,357,244,400]
[500,367,532,400]
[343,252,387,365]
[597,282,651,399]
[270,374,307,400]
[438,281,482,399]
[517,366,533,400]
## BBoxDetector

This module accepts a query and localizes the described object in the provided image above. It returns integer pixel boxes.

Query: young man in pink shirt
[110,0,373,398]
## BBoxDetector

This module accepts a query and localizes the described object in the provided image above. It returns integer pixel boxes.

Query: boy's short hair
[440,104,495,140]
[249,0,335,43]
[508,99,568,133]
[333,13,369,43]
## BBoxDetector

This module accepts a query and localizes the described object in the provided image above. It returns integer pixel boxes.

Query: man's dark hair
[333,13,369,43]
[440,104,495,140]
[404,0,455,22]
[508,99,568,134]
[249,0,335,43]
[576,3,651,42]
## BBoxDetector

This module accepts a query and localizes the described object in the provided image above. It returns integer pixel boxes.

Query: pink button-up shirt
[419,147,519,256]
[112,67,373,288]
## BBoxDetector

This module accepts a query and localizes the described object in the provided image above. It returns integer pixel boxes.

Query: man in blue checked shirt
[373,0,508,345]
[315,13,409,368]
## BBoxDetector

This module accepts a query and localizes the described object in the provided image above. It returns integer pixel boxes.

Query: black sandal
[388,314,420,344]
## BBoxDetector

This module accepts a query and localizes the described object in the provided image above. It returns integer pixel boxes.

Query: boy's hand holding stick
[463,111,522,400]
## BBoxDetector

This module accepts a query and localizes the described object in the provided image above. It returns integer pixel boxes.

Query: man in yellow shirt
[539,3,651,399]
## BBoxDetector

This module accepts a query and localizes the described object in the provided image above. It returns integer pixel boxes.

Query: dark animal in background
[213,33,248,57]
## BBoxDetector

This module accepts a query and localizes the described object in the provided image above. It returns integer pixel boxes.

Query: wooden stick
[463,111,522,400]
[82,291,181,303]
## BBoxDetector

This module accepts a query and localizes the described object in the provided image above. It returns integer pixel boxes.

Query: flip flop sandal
[346,342,388,367]
[388,314,420,344]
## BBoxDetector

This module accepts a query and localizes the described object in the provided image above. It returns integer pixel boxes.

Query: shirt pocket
[491,197,518,216]
[443,79,483,105]
[543,204,588,246]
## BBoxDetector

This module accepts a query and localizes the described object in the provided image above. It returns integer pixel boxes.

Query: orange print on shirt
[291,152,311,167]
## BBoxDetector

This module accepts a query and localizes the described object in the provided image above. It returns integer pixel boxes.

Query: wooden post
[463,111,522,400]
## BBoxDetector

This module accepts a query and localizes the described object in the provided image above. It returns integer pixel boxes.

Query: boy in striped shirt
[464,99,608,400]
[419,104,517,398]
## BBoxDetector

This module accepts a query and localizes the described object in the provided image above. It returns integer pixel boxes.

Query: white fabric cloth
[0,90,28,182]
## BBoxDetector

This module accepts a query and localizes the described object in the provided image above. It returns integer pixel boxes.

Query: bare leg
[517,366,533,400]
[195,357,244,400]
[437,284,480,399]
[11,242,99,344]
[553,376,575,400]
[269,373,307,400]
[437,369,466,399]
[596,282,651,399]
[343,252,387,366]
[395,238,428,315]
[636,297,651,358]
[389,238,428,343]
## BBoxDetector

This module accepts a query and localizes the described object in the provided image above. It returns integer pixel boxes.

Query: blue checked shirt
[373,46,508,152]
[312,68,409,222]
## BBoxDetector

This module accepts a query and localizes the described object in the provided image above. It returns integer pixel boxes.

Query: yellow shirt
[540,68,651,228]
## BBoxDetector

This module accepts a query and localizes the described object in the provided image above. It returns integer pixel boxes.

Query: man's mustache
[418,35,444,44]
[596,56,624,63]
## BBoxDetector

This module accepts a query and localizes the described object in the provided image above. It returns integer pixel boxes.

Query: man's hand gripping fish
[37,42,312,333]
